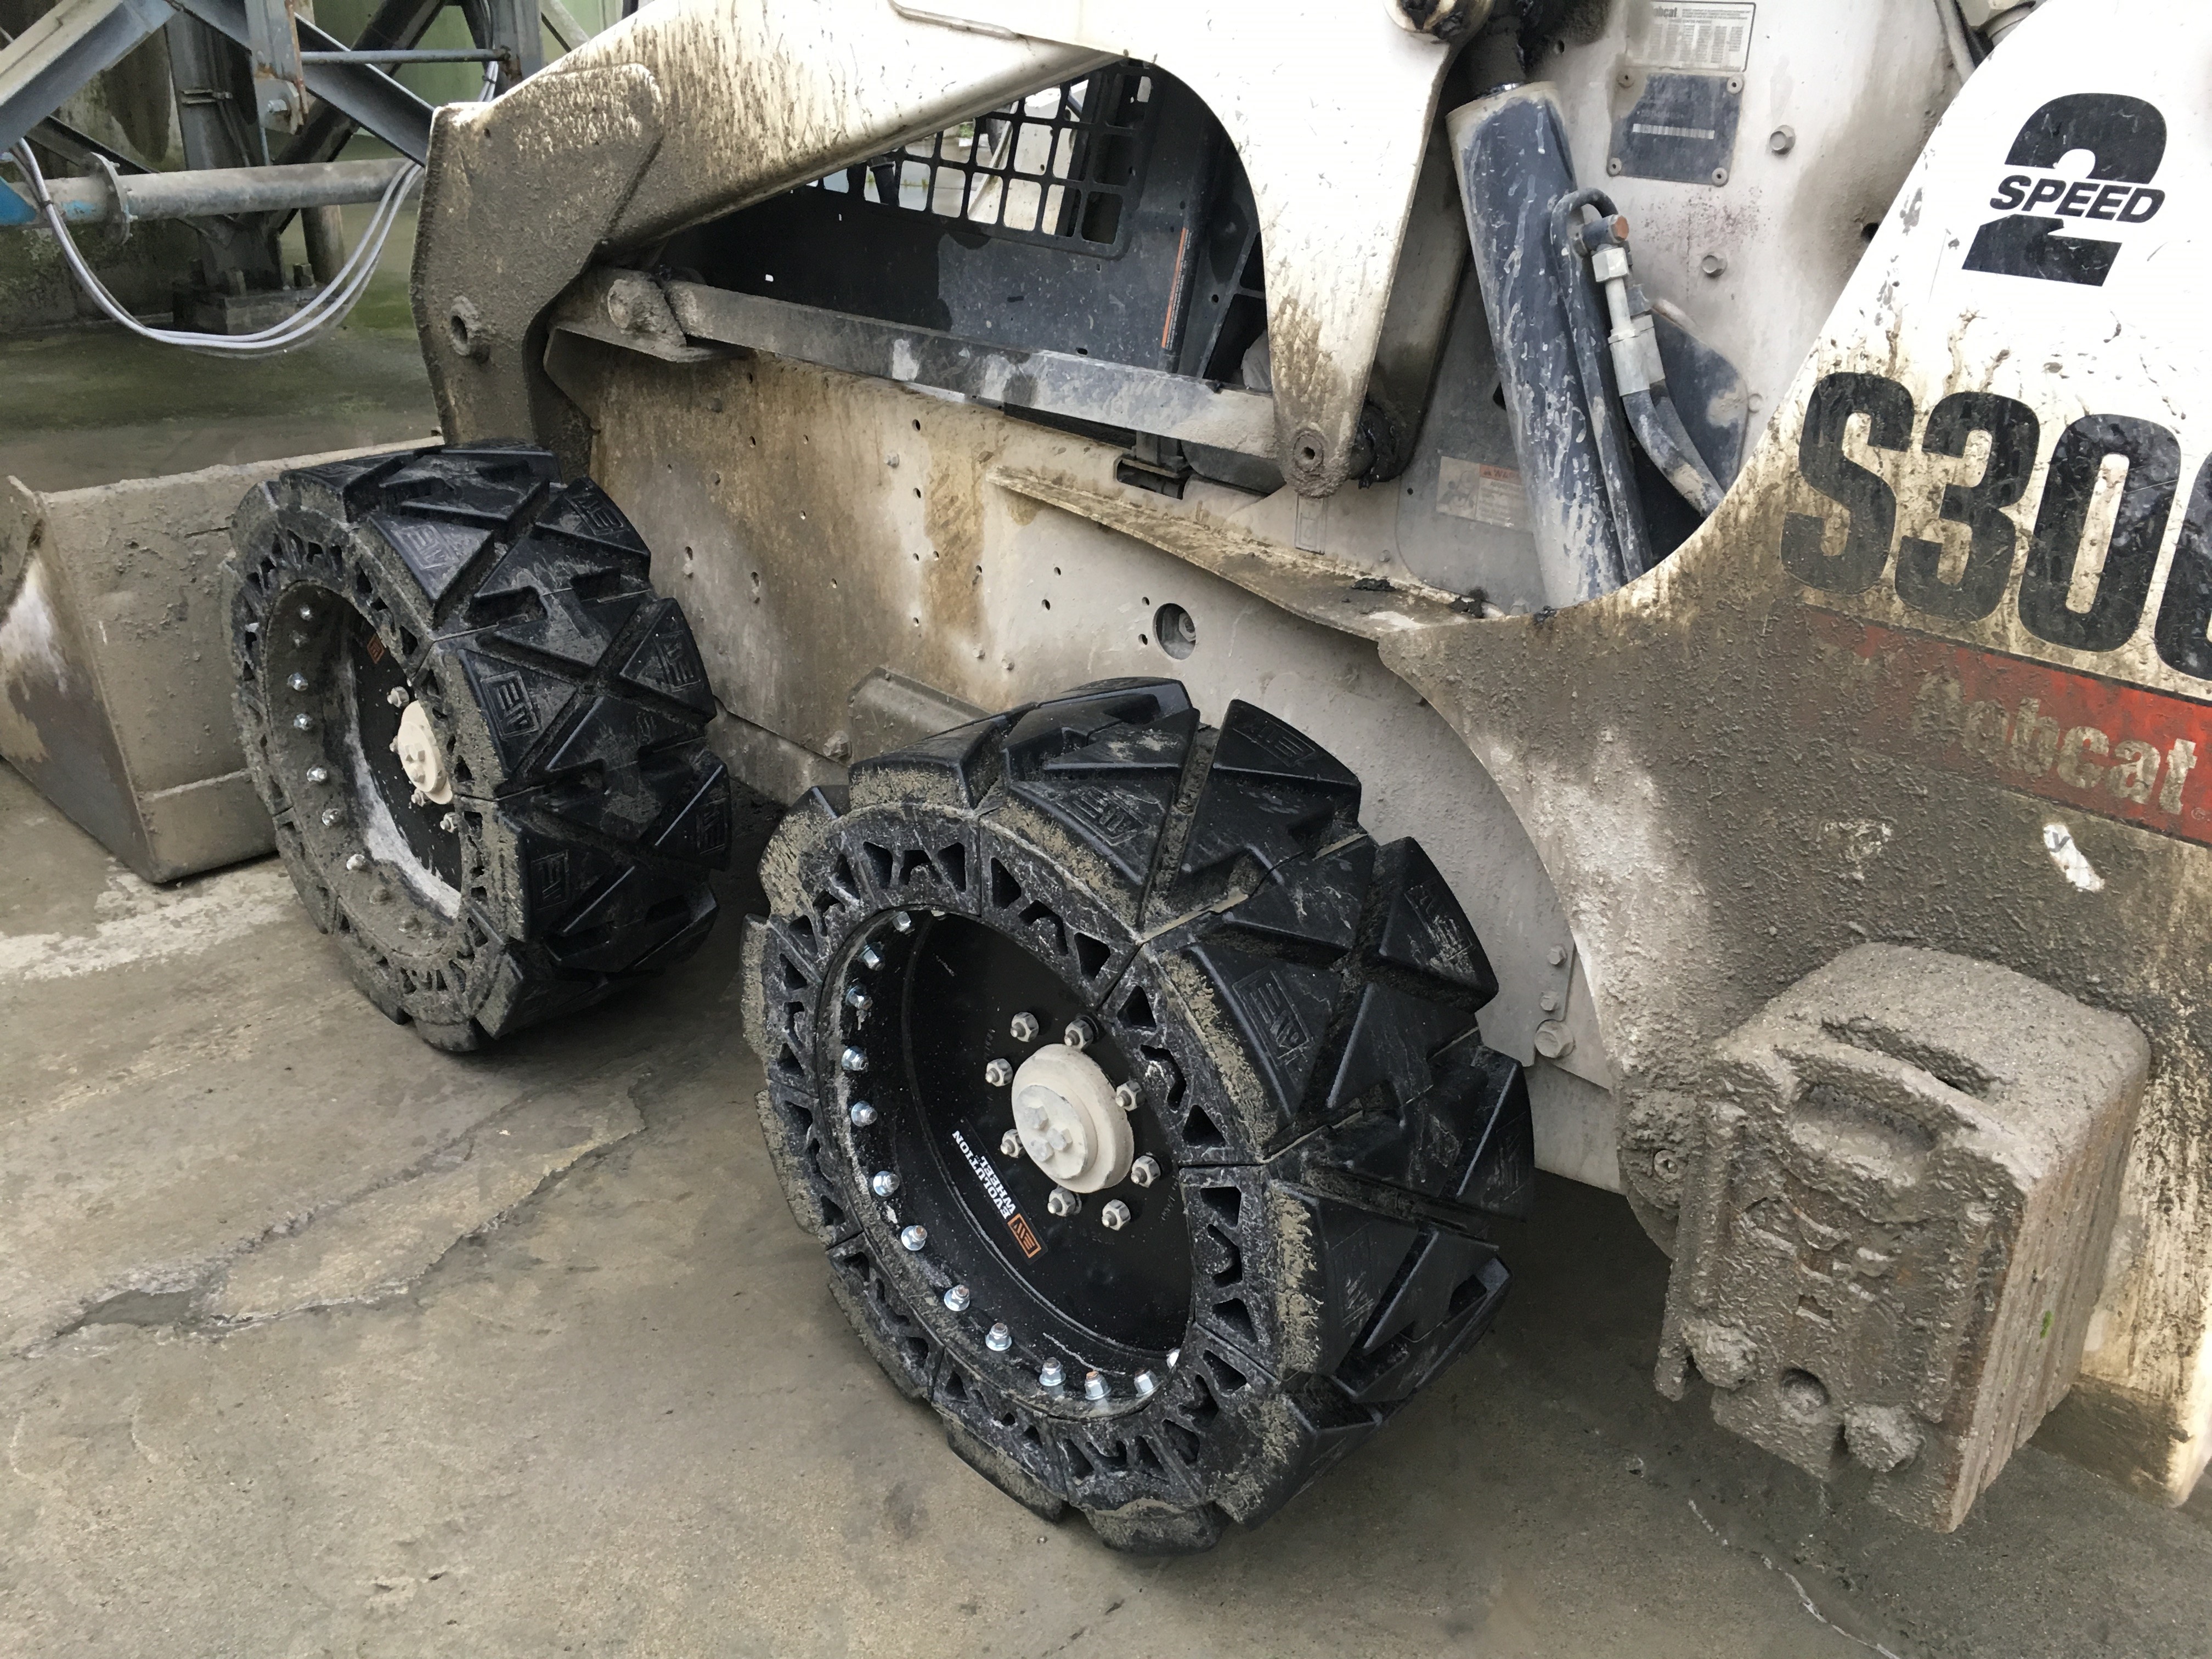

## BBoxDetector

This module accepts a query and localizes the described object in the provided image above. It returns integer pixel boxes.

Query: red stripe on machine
[1806,608,2212,845]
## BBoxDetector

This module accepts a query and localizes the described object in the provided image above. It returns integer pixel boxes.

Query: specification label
[1640,1,1756,72]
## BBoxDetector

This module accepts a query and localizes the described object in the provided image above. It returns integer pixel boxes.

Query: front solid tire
[744,679,1533,1550]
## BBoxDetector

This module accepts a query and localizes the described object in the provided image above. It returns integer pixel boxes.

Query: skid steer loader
[14,0,2207,1553]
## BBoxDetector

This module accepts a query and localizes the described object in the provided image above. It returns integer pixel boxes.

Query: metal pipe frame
[4,156,411,227]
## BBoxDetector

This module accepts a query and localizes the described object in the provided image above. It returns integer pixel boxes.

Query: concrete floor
[5,758,2212,1658]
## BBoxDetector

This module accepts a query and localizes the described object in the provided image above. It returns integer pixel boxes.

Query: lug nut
[871,1170,899,1197]
[292,714,313,731]
[860,944,884,969]
[320,807,342,827]
[986,1323,1012,1352]
[1114,1082,1139,1114]
[1101,1200,1131,1231]
[1135,1370,1158,1397]
[1009,1011,1041,1043]
[900,1224,927,1252]
[1047,1187,1079,1218]
[841,1046,868,1073]
[1000,1130,1023,1158]
[1129,1156,1161,1188]
[849,1101,877,1126]
[409,788,428,808]
[1084,1369,1108,1401]
[387,687,410,708]
[297,605,314,622]
[845,985,871,1012]
[287,672,311,692]
[306,765,329,785]
[892,910,913,933]
[985,1057,1013,1087]
[1039,1359,1065,1389]
[943,1284,971,1313]
[345,853,368,872]
[1063,1017,1096,1049]
[439,813,458,833]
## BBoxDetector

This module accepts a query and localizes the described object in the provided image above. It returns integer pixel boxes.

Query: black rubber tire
[743,679,1533,1551]
[225,441,728,1050]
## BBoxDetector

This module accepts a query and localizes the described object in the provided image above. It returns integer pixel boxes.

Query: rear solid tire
[225,441,728,1048]
[745,679,1533,1550]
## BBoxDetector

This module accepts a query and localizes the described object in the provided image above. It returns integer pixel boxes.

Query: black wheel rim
[836,906,1192,1398]
[261,577,465,940]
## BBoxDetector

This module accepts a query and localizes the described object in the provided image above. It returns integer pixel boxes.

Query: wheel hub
[392,699,454,805]
[1012,1045,1133,1192]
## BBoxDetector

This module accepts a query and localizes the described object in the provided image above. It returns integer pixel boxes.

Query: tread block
[1009,774,1178,887]
[1359,1231,1497,1358]
[548,863,701,973]
[289,451,413,513]
[1009,704,1195,885]
[537,751,716,848]
[538,692,697,779]
[1302,1192,1424,1375]
[652,760,733,867]
[451,647,583,772]
[480,588,647,672]
[535,476,651,557]
[1004,682,1193,775]
[1375,840,1497,1003]
[1324,1043,1536,1221]
[1338,1251,1509,1406]
[1449,1057,1536,1220]
[850,710,1023,809]
[623,896,718,974]
[1189,943,1341,1120]
[616,597,716,715]
[1325,981,1471,1111]
[1038,706,1197,775]
[1178,704,1360,885]
[366,511,494,605]
[1212,701,1358,793]
[377,454,542,518]
[1221,839,1374,955]
[514,830,627,934]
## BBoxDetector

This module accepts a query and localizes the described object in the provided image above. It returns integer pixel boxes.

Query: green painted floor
[0,202,438,493]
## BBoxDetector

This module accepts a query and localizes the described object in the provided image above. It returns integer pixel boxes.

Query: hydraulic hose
[1547,187,1654,581]
[1554,186,1729,522]
[1622,388,1725,516]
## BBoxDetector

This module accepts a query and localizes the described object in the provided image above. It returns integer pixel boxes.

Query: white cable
[13,140,420,356]
[9,60,500,357]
